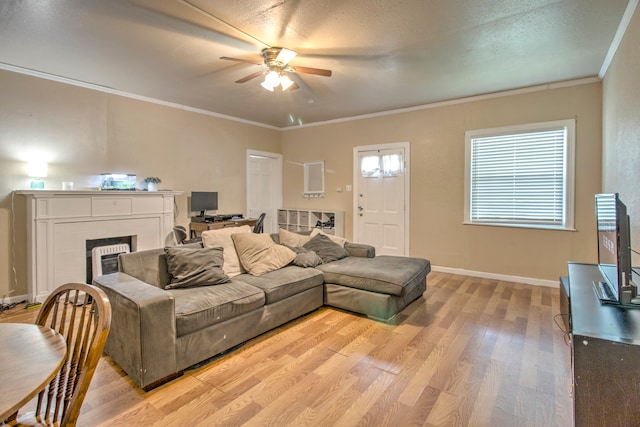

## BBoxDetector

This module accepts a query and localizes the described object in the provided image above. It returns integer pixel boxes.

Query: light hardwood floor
[1,272,573,426]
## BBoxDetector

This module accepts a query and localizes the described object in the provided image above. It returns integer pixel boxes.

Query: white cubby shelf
[277,208,344,236]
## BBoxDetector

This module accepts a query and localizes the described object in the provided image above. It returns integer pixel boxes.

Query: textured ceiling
[0,0,630,128]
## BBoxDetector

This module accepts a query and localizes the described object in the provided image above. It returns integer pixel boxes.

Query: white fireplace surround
[17,190,181,302]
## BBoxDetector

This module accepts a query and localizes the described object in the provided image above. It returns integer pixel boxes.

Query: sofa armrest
[344,242,375,258]
[93,272,178,389]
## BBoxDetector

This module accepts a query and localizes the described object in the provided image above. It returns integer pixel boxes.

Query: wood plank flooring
[1,272,573,426]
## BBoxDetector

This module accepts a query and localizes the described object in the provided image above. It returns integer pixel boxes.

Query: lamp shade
[280,74,294,91]
[27,160,48,178]
[261,80,275,91]
[264,71,280,87]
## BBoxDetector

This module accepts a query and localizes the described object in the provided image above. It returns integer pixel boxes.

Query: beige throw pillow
[201,225,252,277]
[279,228,312,247]
[310,228,348,247]
[231,232,296,276]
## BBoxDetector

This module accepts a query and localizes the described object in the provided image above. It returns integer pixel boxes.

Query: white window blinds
[465,120,575,229]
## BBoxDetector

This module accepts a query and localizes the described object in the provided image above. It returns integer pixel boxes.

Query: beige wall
[282,83,603,281]
[602,6,640,261]
[0,61,608,300]
[0,69,281,299]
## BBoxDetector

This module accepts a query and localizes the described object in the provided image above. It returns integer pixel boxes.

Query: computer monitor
[191,191,218,217]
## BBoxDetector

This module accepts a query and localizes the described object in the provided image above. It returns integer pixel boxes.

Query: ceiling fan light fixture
[264,70,280,87]
[260,80,275,91]
[280,74,294,91]
[222,46,331,91]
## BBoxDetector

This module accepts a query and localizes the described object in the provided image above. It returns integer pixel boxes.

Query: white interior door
[354,143,409,256]
[246,150,282,233]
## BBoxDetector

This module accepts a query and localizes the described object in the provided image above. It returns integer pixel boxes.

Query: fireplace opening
[86,236,133,283]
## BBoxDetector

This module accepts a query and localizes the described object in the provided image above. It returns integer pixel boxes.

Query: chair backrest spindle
[12,283,112,427]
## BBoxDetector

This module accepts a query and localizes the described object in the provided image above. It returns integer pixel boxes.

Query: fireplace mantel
[16,190,182,302]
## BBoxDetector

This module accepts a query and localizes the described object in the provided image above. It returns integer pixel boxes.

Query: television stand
[566,262,640,426]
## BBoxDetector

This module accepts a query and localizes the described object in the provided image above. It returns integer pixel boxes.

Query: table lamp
[27,160,48,189]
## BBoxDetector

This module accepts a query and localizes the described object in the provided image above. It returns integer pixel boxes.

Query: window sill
[462,221,576,232]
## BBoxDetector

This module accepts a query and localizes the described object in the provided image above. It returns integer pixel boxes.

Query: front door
[354,143,409,256]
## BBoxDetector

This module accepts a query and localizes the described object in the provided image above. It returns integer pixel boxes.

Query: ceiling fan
[220,47,332,92]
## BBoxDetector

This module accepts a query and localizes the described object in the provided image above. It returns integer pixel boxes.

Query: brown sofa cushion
[316,255,431,296]
[310,228,348,247]
[285,245,324,268]
[164,246,230,289]
[303,234,349,263]
[236,265,324,304]
[169,280,265,336]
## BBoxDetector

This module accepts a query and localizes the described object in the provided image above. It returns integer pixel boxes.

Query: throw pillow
[310,228,348,247]
[164,246,230,289]
[201,225,252,277]
[278,228,312,247]
[285,245,324,268]
[231,232,296,276]
[303,233,349,263]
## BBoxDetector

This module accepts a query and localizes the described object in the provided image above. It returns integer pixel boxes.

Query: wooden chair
[253,212,266,233]
[173,225,189,244]
[173,225,202,245]
[6,283,111,427]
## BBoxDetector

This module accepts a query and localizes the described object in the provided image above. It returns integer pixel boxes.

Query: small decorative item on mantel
[144,177,161,191]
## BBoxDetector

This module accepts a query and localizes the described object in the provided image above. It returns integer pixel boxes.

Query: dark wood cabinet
[567,262,640,426]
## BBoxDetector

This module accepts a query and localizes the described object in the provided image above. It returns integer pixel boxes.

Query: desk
[190,219,257,238]
[0,323,67,421]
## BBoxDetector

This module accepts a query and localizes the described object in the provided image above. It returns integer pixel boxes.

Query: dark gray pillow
[164,246,230,289]
[285,245,323,268]
[302,234,349,264]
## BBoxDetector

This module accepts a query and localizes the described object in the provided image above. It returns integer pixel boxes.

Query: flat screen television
[594,193,632,304]
[191,191,218,217]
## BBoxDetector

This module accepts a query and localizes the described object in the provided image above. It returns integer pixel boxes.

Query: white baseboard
[431,265,558,288]
[2,294,29,304]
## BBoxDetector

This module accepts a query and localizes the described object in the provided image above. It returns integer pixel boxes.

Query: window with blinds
[464,119,575,230]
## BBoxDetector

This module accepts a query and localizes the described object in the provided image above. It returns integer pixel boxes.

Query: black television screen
[191,191,218,216]
[595,193,631,302]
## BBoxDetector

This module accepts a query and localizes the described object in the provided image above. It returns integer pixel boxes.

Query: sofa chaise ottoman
[318,255,430,321]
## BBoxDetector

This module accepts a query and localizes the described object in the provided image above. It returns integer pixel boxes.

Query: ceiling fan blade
[235,70,264,83]
[290,65,332,77]
[276,48,297,65]
[220,56,262,66]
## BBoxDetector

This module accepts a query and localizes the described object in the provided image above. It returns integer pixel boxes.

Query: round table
[0,323,67,421]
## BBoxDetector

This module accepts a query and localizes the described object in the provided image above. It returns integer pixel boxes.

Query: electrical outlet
[346,185,352,192]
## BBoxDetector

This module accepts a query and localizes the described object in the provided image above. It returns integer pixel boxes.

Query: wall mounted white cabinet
[277,208,344,236]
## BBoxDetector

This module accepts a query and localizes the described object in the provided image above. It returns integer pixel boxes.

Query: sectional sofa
[93,227,430,390]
